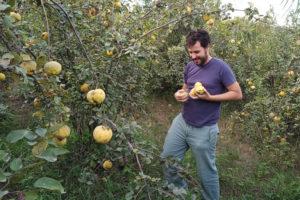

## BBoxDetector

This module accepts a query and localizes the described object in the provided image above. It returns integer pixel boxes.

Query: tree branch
[103,117,152,200]
[0,32,12,51]
[49,0,99,88]
[41,0,51,61]
[137,9,224,41]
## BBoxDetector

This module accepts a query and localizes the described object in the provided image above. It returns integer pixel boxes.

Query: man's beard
[193,52,208,67]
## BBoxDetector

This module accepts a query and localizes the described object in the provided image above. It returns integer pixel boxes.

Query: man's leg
[161,113,189,189]
[187,124,219,200]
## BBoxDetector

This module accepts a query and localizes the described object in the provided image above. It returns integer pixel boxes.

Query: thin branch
[140,7,155,20]
[41,0,51,61]
[103,117,152,200]
[134,184,146,200]
[137,9,224,41]
[137,18,179,41]
[0,32,12,51]
[49,0,99,88]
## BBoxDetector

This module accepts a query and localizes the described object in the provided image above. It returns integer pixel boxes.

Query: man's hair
[186,29,210,48]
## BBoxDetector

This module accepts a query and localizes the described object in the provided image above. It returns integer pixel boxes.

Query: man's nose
[190,53,196,59]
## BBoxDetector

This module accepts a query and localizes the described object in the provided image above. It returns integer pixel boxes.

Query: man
[161,29,242,200]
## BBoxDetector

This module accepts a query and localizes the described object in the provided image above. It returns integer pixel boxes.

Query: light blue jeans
[161,113,220,200]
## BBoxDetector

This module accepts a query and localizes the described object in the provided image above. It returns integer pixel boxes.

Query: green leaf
[0,170,7,182]
[0,4,10,11]
[47,147,69,156]
[2,53,14,60]
[0,150,8,161]
[10,171,25,183]
[35,148,57,162]
[0,190,9,198]
[15,66,28,83]
[36,54,47,69]
[46,124,64,137]
[25,131,37,140]
[35,147,69,162]
[6,129,29,143]
[35,128,47,138]
[10,158,23,171]
[20,54,31,61]
[0,59,10,67]
[34,177,65,193]
[7,0,15,7]
[24,191,38,200]
[27,141,37,146]
[3,16,11,28]
[32,140,48,156]
[54,96,61,105]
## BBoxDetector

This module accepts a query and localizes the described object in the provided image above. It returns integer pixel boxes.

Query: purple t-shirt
[182,57,236,127]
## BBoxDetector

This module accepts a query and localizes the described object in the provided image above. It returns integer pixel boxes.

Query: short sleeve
[220,62,237,87]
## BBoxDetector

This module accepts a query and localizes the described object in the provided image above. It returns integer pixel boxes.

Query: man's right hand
[174,89,189,102]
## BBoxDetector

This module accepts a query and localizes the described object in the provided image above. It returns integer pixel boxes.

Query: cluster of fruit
[80,83,113,170]
[52,125,71,146]
[189,82,205,97]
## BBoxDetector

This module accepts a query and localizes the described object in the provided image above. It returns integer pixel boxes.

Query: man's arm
[195,81,243,101]
[182,83,188,90]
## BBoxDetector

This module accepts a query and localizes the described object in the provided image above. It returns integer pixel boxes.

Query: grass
[138,94,300,200]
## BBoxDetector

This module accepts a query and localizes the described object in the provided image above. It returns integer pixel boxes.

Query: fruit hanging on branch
[54,125,71,139]
[10,12,21,21]
[20,61,37,75]
[87,89,106,105]
[52,137,67,146]
[80,83,89,92]
[93,125,113,144]
[103,160,112,170]
[44,61,62,75]
[0,73,5,81]
[41,32,48,40]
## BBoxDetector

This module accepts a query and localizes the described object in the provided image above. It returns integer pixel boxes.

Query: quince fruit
[80,83,89,92]
[54,125,71,139]
[194,82,204,94]
[10,12,21,21]
[0,73,5,81]
[186,6,192,15]
[113,2,122,8]
[52,137,67,146]
[103,160,112,170]
[189,88,197,97]
[41,32,48,40]
[33,98,42,107]
[44,61,62,75]
[206,19,214,26]
[203,14,210,21]
[87,89,105,105]
[279,91,285,97]
[93,125,112,144]
[273,116,280,123]
[20,61,37,75]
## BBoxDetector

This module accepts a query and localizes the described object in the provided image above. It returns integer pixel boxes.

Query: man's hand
[190,88,211,100]
[174,89,189,102]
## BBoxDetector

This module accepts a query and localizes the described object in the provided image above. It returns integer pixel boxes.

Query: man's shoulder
[211,57,232,71]
[211,57,228,66]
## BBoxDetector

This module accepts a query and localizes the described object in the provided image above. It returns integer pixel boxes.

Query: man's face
[187,41,209,66]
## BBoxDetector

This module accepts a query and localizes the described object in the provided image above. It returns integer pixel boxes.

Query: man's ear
[206,43,210,50]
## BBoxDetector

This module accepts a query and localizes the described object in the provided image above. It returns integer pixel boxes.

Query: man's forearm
[209,91,242,101]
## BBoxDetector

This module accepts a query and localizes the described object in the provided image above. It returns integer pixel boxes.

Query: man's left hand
[190,88,211,100]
